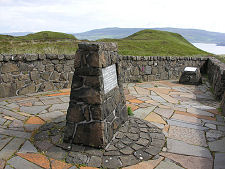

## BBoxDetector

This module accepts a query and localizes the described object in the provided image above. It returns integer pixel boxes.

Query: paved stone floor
[0,80,225,169]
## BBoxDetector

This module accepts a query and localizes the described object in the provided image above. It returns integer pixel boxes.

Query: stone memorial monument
[64,42,128,148]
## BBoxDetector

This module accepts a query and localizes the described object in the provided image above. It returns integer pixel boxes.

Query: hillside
[98,29,211,56]
[0,31,78,54]
[0,31,76,41]
[74,27,225,45]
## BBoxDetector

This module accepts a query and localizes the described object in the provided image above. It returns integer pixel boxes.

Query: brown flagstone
[145,112,167,125]
[59,88,71,93]
[46,92,70,97]
[17,153,50,169]
[175,111,216,121]
[148,87,172,95]
[126,104,139,111]
[206,109,221,115]
[128,99,144,104]
[25,116,45,125]
[50,158,72,169]
[159,152,213,169]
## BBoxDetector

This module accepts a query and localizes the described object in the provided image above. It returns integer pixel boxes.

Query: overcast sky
[0,0,225,33]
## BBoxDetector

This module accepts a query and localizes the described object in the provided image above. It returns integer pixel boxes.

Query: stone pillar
[64,42,128,148]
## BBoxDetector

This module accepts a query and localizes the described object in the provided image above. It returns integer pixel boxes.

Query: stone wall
[64,42,127,148]
[207,57,225,100]
[120,55,208,82]
[0,54,75,98]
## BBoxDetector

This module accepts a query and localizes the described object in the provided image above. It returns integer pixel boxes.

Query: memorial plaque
[102,64,118,94]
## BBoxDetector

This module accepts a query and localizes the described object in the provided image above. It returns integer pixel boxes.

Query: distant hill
[1,32,32,36]
[0,31,77,41]
[98,29,210,56]
[74,27,225,45]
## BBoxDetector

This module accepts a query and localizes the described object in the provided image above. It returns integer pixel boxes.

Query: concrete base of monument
[32,116,165,168]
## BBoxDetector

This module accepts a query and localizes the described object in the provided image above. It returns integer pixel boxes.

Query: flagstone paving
[0,80,224,168]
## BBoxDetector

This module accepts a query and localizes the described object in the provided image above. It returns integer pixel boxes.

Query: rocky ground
[0,80,224,169]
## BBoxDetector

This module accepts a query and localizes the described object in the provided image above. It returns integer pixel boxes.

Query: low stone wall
[120,55,208,82]
[0,54,75,98]
[207,57,225,100]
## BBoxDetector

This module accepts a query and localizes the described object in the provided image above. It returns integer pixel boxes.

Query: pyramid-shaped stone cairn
[64,42,128,148]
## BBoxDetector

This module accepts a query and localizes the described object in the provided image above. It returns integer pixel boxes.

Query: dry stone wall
[120,55,208,82]
[0,54,75,98]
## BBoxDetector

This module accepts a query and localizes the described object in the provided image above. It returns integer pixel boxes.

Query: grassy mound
[21,31,76,41]
[98,29,211,56]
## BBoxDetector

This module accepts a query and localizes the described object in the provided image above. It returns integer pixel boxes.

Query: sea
[192,43,225,55]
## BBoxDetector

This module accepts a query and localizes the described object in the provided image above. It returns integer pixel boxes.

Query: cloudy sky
[0,0,225,33]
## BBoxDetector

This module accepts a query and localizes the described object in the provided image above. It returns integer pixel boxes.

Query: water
[192,43,225,55]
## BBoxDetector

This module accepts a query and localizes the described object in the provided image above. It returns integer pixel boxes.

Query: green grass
[127,107,134,116]
[215,55,225,63]
[0,31,76,41]
[0,29,212,56]
[98,29,211,56]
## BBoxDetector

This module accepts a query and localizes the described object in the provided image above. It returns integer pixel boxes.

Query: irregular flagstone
[214,153,225,169]
[48,103,69,111]
[59,88,71,93]
[144,112,167,125]
[128,99,144,104]
[20,105,49,115]
[122,156,164,169]
[204,123,216,129]
[8,156,42,169]
[206,130,225,139]
[171,113,203,124]
[0,137,25,160]
[25,116,45,125]
[208,137,225,152]
[50,158,73,169]
[167,138,212,159]
[155,160,184,169]
[46,92,70,97]
[218,125,225,132]
[126,104,139,111]
[148,87,172,95]
[38,111,65,121]
[0,128,31,139]
[0,108,26,121]
[150,96,167,103]
[125,95,136,100]
[154,108,174,119]
[18,140,38,153]
[150,122,165,129]
[145,100,160,106]
[187,107,214,117]
[133,106,156,119]
[167,119,208,130]
[0,159,5,169]
[206,109,221,115]
[168,126,207,147]
[17,153,50,169]
[40,97,62,105]
[175,111,216,121]
[159,152,213,169]
[128,87,137,95]
[0,137,13,150]
[134,86,150,95]
[156,92,178,104]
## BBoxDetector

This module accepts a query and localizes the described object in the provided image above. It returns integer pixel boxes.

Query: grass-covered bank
[98,30,211,56]
[0,29,211,56]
